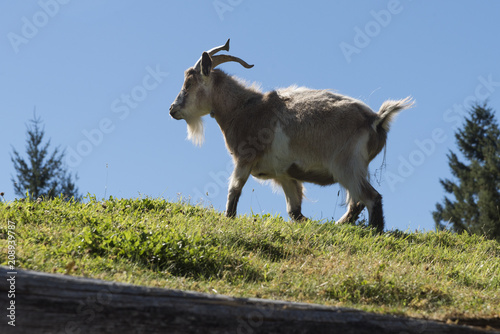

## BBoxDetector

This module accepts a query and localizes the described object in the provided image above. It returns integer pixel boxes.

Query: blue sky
[1,1,500,232]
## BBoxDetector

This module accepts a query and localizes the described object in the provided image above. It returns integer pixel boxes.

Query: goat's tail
[373,96,414,132]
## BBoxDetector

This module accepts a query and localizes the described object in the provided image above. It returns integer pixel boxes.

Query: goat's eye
[185,80,192,90]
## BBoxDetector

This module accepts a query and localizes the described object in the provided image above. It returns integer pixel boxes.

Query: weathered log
[0,266,494,334]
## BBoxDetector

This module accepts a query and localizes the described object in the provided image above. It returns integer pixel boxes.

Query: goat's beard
[186,116,204,147]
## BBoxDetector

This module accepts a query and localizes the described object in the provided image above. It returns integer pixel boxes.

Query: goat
[169,39,413,232]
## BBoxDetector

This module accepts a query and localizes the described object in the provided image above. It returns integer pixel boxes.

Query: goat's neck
[210,71,262,131]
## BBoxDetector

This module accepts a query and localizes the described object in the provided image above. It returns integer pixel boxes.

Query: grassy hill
[1,196,499,325]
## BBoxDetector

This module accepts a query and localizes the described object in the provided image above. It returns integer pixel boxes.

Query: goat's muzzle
[169,104,182,120]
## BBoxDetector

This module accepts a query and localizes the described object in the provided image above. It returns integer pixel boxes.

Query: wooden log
[0,266,493,334]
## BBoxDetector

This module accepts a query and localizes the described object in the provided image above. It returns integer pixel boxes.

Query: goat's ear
[201,52,212,77]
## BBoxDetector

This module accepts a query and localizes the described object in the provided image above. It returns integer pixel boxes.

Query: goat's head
[169,39,253,146]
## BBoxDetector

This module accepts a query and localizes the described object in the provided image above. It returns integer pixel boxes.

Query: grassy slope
[1,196,499,323]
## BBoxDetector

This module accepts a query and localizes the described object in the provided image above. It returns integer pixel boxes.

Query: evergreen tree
[433,103,500,241]
[10,112,80,200]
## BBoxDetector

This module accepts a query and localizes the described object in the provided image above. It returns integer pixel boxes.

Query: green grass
[1,196,499,323]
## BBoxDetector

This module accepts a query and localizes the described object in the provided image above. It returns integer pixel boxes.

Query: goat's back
[275,87,378,160]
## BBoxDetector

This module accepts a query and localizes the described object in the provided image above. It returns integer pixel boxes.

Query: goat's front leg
[279,178,306,221]
[226,163,251,218]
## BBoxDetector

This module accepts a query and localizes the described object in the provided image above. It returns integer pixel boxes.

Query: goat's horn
[211,55,254,69]
[207,39,230,56]
[194,39,230,71]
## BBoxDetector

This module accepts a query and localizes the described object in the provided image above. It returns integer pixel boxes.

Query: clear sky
[2,1,500,232]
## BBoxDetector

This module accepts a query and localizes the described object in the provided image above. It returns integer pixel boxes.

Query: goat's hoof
[336,218,351,225]
[291,213,307,222]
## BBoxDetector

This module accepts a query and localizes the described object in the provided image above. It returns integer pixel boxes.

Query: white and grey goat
[169,39,413,232]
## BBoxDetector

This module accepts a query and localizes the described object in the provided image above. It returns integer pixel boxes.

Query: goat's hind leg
[336,162,384,231]
[354,179,384,232]
[362,181,384,232]
[337,197,365,225]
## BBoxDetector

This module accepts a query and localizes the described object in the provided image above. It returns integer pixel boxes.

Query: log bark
[0,266,493,334]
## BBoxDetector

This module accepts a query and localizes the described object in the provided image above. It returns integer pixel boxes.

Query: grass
[1,196,499,325]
